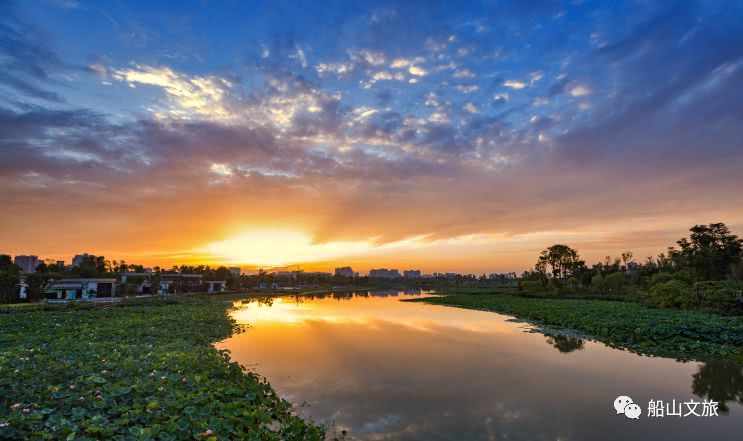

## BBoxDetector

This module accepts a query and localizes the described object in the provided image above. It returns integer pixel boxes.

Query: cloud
[0,7,69,104]
[454,84,479,93]
[428,112,451,123]
[454,68,475,79]
[568,85,590,96]
[463,102,479,114]
[504,80,526,89]
[3,0,743,273]
[390,57,425,69]
[352,49,386,66]
[408,65,427,76]
[315,62,353,78]
[111,65,233,120]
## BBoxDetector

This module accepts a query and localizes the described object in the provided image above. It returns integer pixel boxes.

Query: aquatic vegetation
[0,296,325,440]
[413,294,743,360]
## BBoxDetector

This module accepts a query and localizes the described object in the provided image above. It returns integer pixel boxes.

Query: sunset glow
[1,1,742,274]
[202,230,374,267]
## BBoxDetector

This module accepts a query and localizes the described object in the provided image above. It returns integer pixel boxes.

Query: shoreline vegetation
[408,290,743,361]
[402,222,742,362]
[0,294,327,440]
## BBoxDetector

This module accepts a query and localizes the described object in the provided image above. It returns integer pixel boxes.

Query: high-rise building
[13,255,39,273]
[334,266,355,277]
[403,270,421,279]
[368,268,400,278]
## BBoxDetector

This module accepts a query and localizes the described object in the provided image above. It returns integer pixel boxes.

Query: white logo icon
[614,396,641,419]
[624,403,642,419]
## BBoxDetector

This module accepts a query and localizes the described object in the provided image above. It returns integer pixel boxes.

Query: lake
[217,290,743,440]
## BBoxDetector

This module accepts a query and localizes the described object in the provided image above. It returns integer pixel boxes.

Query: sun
[202,229,372,267]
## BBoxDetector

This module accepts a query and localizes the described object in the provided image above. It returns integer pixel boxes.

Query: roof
[47,283,84,289]
[55,278,117,283]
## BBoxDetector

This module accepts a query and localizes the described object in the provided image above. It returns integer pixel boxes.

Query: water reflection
[219,292,742,441]
[545,334,585,353]
[692,361,743,413]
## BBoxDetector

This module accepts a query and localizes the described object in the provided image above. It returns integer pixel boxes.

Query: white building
[46,278,117,300]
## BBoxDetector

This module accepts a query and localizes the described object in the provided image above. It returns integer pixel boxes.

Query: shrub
[519,280,546,293]
[693,281,742,309]
[604,272,626,294]
[591,273,606,293]
[672,270,695,284]
[649,272,673,287]
[649,280,693,308]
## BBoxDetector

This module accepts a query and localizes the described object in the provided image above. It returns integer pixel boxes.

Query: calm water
[217,291,743,440]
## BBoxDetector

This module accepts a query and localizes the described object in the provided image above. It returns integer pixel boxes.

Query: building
[304,271,333,278]
[159,273,203,294]
[368,268,400,279]
[46,278,117,300]
[228,267,241,278]
[13,255,39,273]
[205,280,227,293]
[71,253,91,267]
[403,270,421,279]
[56,261,65,267]
[335,266,356,277]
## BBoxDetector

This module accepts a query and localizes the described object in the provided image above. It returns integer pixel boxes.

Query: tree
[545,335,584,353]
[670,223,743,280]
[692,361,743,413]
[0,255,20,304]
[72,255,108,278]
[24,273,50,301]
[536,244,585,281]
[0,254,15,272]
[621,251,633,271]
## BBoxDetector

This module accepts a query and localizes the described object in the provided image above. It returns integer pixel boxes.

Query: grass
[410,292,743,361]
[0,295,325,440]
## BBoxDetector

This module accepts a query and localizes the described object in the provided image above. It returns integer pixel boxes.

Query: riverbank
[410,293,743,361]
[0,295,326,440]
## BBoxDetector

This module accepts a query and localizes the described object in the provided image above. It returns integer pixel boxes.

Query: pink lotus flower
[10,404,20,409]
[22,408,30,413]
[0,422,10,428]
[69,385,75,390]
[202,429,213,436]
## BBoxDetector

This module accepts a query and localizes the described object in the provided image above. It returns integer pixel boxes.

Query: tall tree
[670,223,743,280]
[536,244,585,280]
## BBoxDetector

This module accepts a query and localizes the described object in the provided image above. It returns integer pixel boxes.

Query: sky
[1,0,743,274]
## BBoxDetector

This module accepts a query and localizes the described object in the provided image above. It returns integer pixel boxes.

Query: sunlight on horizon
[201,229,375,267]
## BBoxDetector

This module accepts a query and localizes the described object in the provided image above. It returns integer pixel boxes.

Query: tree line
[521,223,743,312]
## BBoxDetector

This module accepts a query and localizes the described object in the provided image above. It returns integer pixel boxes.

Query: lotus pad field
[0,296,325,440]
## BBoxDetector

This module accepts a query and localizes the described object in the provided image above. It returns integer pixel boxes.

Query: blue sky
[1,0,743,272]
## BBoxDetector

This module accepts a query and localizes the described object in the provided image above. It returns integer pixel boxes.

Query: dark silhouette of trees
[692,361,743,413]
[535,244,585,280]
[545,335,585,353]
[670,223,743,280]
